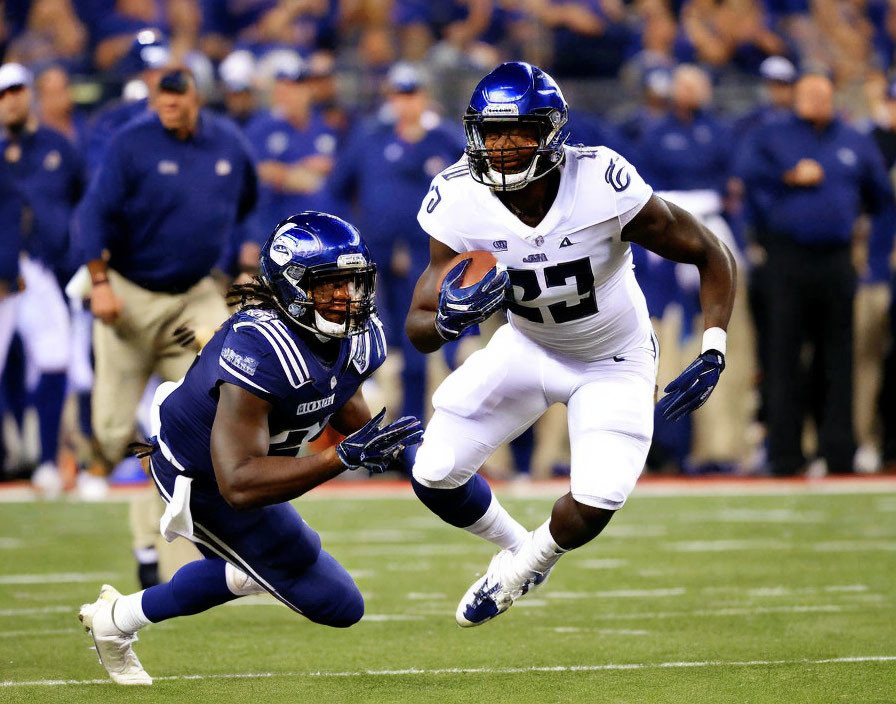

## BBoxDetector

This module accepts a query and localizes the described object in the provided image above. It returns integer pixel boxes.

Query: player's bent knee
[224,563,265,596]
[412,439,465,488]
[304,583,364,628]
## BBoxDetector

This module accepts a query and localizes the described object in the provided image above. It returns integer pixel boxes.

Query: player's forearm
[216,447,345,510]
[696,235,737,332]
[405,309,446,353]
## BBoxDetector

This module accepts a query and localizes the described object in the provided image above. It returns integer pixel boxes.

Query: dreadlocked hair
[226,276,277,311]
[127,439,158,459]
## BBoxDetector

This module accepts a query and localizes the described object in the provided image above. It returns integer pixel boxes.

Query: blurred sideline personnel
[0,62,84,495]
[739,73,894,476]
[0,161,25,383]
[77,67,258,587]
[638,64,755,470]
[856,79,896,473]
[85,29,170,173]
[329,62,463,423]
[245,53,337,232]
[406,62,736,626]
[78,213,423,686]
[217,50,257,128]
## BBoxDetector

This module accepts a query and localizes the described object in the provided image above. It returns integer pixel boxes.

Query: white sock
[112,591,151,634]
[517,519,566,575]
[464,494,529,552]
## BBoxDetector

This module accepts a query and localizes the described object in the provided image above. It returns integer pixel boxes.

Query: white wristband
[701,327,727,356]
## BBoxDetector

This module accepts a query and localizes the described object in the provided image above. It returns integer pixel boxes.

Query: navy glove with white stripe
[336,408,424,473]
[657,350,725,422]
[435,260,509,341]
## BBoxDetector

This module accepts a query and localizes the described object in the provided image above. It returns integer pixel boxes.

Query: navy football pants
[150,452,363,627]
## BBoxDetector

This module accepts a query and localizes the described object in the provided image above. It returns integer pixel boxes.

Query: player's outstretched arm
[621,195,736,331]
[622,195,737,420]
[211,383,348,509]
[405,237,462,353]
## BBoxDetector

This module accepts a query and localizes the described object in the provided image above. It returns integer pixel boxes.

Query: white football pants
[413,323,657,510]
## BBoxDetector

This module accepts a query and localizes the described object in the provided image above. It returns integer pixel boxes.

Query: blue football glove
[336,408,424,473]
[656,350,725,422]
[435,259,509,341]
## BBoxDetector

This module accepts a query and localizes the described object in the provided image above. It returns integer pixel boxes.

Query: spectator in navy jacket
[739,72,895,476]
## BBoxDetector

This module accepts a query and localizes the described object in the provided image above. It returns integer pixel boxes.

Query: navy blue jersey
[1,125,85,275]
[156,308,387,481]
[244,110,338,235]
[77,110,258,292]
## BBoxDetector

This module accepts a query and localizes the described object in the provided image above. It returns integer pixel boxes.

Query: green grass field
[1,482,895,704]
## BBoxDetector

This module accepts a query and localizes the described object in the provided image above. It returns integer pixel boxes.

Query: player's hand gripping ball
[435,251,508,341]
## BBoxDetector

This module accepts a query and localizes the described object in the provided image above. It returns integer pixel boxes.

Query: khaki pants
[92,270,229,576]
[853,282,892,450]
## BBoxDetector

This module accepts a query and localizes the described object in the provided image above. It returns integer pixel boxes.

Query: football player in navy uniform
[406,62,736,627]
[78,212,423,685]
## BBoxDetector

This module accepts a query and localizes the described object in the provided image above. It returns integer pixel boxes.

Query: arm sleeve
[216,319,313,404]
[76,133,131,262]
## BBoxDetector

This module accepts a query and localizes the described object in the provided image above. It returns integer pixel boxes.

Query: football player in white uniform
[406,62,736,627]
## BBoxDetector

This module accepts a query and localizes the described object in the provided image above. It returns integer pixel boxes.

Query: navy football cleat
[455,549,551,627]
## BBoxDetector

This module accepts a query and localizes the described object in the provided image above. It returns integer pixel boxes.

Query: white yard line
[0,572,119,585]
[3,655,895,687]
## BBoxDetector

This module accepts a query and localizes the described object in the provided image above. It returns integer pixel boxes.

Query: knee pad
[412,438,462,488]
[225,563,266,596]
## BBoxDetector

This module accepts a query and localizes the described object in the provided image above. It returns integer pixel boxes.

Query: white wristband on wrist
[701,327,727,356]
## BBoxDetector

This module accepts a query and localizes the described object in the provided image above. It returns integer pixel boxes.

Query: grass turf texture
[1,486,894,703]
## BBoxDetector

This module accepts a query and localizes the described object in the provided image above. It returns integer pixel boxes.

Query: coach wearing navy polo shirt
[77,67,257,585]
[740,73,895,476]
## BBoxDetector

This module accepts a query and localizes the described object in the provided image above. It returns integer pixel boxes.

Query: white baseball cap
[0,63,33,93]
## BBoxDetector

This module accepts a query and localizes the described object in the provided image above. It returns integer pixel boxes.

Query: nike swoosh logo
[613,355,625,362]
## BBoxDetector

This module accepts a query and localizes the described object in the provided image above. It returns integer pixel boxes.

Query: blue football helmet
[464,62,569,191]
[259,212,377,338]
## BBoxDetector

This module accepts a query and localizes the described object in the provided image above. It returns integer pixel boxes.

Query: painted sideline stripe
[3,656,895,687]
[1,476,895,503]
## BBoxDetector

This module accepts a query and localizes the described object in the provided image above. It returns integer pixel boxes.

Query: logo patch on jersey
[523,253,548,263]
[296,394,335,415]
[266,131,289,156]
[492,240,508,251]
[605,158,630,192]
[158,160,179,175]
[837,148,857,167]
[222,347,259,375]
[560,237,574,248]
[534,235,545,247]
[43,150,61,171]
[215,159,232,176]
[244,308,278,322]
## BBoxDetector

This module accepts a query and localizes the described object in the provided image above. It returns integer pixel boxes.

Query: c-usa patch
[222,347,259,375]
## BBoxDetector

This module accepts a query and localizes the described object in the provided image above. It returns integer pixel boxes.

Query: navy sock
[411,474,492,528]
[142,558,238,623]
[32,372,66,464]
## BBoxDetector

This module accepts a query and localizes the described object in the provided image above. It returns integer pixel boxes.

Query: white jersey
[417,144,654,362]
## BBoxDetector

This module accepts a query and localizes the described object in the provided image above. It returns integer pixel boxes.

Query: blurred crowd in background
[1,0,896,499]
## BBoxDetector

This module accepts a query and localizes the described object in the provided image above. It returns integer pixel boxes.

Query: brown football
[438,250,498,290]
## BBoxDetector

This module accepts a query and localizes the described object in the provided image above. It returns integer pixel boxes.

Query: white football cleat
[455,549,551,628]
[78,584,152,685]
[31,462,63,498]
[76,471,110,502]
